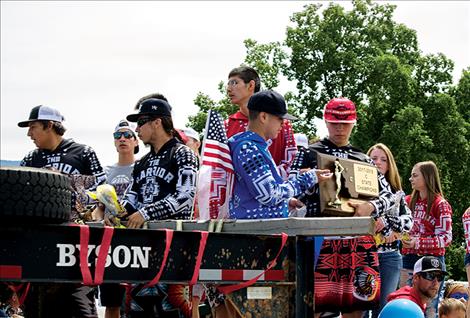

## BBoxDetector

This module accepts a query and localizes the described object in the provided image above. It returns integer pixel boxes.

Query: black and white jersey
[20,138,106,186]
[289,138,395,217]
[122,138,199,221]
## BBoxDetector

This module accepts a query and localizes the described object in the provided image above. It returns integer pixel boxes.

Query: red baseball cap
[323,98,357,123]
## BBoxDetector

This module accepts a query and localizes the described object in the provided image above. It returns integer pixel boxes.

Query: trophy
[317,153,379,216]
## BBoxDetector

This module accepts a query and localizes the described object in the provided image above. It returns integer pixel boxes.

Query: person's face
[369,148,389,175]
[226,76,253,108]
[27,121,52,149]
[409,165,426,193]
[135,116,156,145]
[264,113,284,141]
[447,285,469,303]
[185,137,200,155]
[415,271,443,300]
[325,121,354,147]
[113,129,138,154]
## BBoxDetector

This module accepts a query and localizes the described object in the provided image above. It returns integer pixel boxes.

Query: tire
[0,167,71,223]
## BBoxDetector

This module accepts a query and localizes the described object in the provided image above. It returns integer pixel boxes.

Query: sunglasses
[136,117,155,127]
[113,131,134,140]
[419,272,445,282]
[448,292,469,301]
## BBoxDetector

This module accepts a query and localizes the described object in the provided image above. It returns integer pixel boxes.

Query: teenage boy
[225,66,297,178]
[228,90,331,219]
[18,105,105,318]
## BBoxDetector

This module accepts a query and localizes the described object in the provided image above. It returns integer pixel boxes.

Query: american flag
[197,110,234,220]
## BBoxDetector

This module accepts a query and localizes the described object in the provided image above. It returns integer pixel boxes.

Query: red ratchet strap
[218,232,288,295]
[71,223,114,285]
[190,231,209,286]
[145,229,174,288]
[94,226,114,285]
[10,283,30,306]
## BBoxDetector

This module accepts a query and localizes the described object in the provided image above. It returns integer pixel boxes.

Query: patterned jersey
[289,138,395,218]
[228,131,319,219]
[376,190,413,252]
[20,138,106,189]
[122,138,198,221]
[463,207,470,254]
[224,111,297,178]
[402,195,452,256]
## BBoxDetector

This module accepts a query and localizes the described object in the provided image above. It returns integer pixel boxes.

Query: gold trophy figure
[330,159,344,207]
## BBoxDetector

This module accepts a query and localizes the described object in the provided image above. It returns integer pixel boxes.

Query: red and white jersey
[402,195,453,256]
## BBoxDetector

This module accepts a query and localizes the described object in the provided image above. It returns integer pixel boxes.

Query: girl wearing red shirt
[400,161,453,318]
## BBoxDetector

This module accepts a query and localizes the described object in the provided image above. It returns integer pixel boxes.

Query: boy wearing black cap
[119,97,198,316]
[228,90,331,219]
[388,256,448,314]
[18,105,106,317]
[123,97,198,227]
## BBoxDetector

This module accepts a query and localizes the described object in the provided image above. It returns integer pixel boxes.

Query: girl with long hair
[366,143,413,317]
[400,161,453,318]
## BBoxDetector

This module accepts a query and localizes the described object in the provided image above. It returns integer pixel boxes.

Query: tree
[189,0,470,279]
[187,83,236,134]
[187,39,288,134]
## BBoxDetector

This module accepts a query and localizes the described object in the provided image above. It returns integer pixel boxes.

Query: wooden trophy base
[322,198,370,217]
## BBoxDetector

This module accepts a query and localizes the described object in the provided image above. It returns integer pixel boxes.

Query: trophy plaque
[317,153,379,216]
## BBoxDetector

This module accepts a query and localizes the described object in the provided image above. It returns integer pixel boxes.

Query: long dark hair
[409,161,444,215]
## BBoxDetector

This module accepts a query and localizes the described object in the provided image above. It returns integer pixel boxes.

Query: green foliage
[244,39,287,90]
[445,241,467,281]
[189,0,470,279]
[453,67,470,123]
[187,82,238,134]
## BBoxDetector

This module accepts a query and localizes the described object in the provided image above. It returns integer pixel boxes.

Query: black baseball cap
[413,256,448,275]
[126,98,172,122]
[18,105,65,127]
[247,90,297,120]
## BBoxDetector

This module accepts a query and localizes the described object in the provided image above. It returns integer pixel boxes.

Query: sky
[1,1,469,166]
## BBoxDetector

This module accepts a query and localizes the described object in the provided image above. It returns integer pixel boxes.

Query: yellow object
[88,184,125,216]
[87,184,126,228]
[373,231,411,246]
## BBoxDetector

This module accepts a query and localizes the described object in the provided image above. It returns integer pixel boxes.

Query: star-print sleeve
[233,141,318,207]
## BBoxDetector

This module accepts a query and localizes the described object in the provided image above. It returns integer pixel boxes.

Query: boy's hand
[315,169,332,183]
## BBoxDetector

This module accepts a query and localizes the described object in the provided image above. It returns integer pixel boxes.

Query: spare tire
[0,167,71,223]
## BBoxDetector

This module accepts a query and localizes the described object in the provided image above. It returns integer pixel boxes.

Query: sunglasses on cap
[419,271,445,282]
[448,292,469,301]
[113,131,134,140]
[136,117,155,127]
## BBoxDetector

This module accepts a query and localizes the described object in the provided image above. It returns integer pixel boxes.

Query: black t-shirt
[20,138,106,214]
[20,138,106,183]
[122,138,199,221]
[289,138,394,217]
